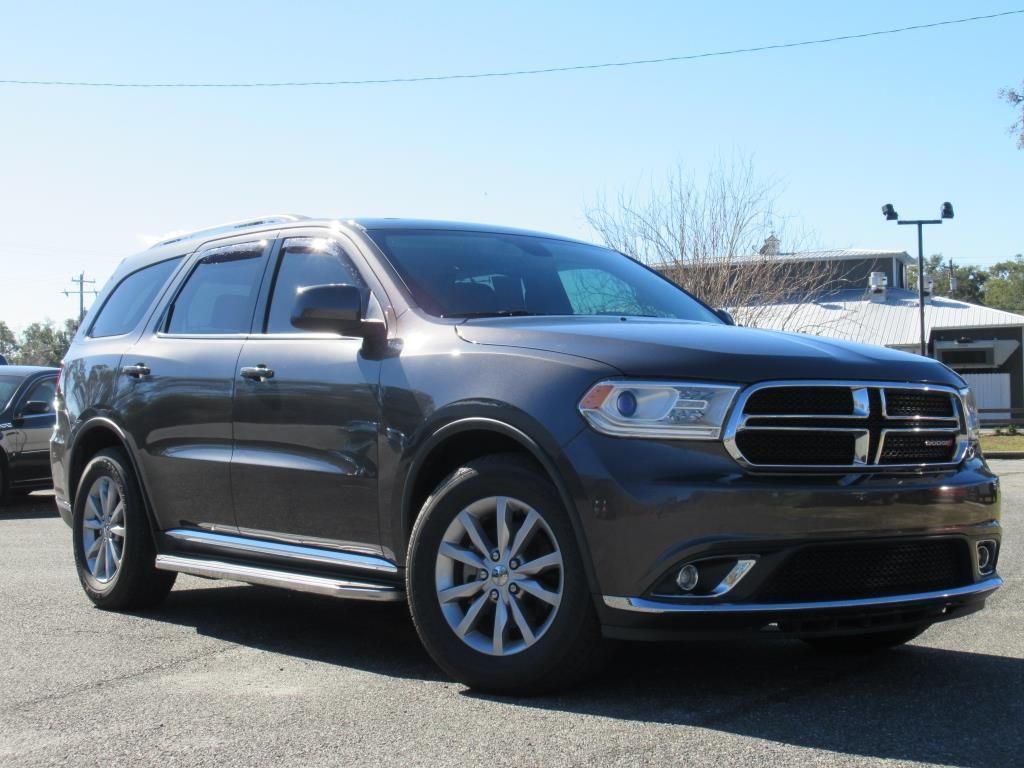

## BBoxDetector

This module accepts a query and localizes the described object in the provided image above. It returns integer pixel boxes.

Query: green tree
[1000,81,1024,149]
[0,320,18,361]
[13,318,78,367]
[906,254,988,304]
[983,255,1024,314]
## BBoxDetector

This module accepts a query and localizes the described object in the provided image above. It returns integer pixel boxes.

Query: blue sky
[1,1,1021,329]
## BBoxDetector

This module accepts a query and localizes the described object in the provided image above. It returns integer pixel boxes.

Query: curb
[983,452,1024,459]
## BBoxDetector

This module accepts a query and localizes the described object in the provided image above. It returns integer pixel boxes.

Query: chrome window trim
[604,577,1002,614]
[723,380,969,473]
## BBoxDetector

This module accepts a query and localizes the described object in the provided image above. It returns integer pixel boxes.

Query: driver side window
[23,378,56,414]
[264,237,379,334]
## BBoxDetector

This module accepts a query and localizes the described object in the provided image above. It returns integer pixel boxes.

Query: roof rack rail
[151,214,310,249]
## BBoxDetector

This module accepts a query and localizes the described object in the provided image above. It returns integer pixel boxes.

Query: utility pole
[63,272,97,322]
[948,258,958,295]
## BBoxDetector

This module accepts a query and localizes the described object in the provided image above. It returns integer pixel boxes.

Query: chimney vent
[921,275,934,304]
[758,234,780,257]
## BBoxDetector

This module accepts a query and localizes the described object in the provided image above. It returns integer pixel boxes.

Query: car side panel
[231,336,383,552]
[53,339,128,505]
[115,334,244,532]
[377,314,617,564]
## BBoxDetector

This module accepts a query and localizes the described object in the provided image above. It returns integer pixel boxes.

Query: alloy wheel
[434,495,564,656]
[81,476,125,584]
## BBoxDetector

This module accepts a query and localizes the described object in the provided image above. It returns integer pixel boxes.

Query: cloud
[135,230,188,248]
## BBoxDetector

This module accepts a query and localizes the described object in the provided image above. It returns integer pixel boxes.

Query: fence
[979,407,1024,427]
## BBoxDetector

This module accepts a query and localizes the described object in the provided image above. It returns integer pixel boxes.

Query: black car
[51,215,1001,693]
[1,365,59,501]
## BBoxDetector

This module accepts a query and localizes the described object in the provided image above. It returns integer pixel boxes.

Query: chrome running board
[163,528,398,577]
[155,554,404,602]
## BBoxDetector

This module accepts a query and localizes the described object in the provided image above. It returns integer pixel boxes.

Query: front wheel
[801,626,927,653]
[407,454,609,694]
[72,448,176,610]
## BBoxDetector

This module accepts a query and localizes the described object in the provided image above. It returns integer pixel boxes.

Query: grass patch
[981,434,1024,453]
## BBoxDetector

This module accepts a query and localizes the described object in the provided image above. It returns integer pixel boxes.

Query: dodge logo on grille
[924,439,954,448]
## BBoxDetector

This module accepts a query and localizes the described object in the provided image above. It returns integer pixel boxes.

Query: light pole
[881,202,954,357]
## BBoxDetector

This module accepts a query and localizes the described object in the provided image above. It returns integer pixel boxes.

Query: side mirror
[21,401,52,415]
[715,308,736,326]
[291,284,367,336]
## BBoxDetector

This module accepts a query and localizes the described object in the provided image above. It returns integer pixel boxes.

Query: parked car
[51,216,1001,693]
[1,365,59,501]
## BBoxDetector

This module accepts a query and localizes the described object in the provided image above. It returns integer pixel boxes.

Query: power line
[1,9,1021,89]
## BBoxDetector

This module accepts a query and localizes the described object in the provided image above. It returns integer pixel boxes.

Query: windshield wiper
[442,310,545,319]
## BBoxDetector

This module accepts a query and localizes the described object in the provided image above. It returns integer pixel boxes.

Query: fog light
[676,564,699,592]
[977,541,996,575]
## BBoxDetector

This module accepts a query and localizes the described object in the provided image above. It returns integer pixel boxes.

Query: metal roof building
[751,287,1024,350]
[729,244,1024,419]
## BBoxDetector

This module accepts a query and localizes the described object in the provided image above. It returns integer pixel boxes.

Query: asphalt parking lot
[1,463,1021,768]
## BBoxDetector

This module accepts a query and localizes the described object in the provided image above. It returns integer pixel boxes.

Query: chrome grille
[724,381,966,472]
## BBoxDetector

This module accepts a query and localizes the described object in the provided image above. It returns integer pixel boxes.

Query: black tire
[407,454,609,694]
[801,625,927,653]
[72,447,176,610]
[0,459,7,506]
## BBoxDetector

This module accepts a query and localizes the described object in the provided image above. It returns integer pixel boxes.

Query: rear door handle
[121,363,151,378]
[240,365,275,381]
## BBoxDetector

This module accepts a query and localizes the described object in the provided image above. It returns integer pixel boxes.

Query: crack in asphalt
[2,645,240,713]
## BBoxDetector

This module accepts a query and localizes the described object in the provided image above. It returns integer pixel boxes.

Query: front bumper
[560,430,1002,636]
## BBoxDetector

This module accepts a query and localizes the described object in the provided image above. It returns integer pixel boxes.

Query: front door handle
[240,365,275,381]
[122,363,151,378]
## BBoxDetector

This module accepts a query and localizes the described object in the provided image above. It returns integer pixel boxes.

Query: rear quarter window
[90,257,182,338]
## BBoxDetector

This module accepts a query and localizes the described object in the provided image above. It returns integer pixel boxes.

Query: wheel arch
[399,417,600,595]
[67,418,161,544]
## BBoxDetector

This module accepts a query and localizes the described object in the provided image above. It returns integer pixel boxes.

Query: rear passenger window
[89,257,182,338]
[265,237,372,334]
[166,243,266,335]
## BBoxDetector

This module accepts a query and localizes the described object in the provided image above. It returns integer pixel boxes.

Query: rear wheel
[802,626,927,652]
[72,448,176,610]
[407,454,608,694]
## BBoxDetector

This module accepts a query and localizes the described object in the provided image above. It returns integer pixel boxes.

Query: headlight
[960,387,981,441]
[579,380,740,440]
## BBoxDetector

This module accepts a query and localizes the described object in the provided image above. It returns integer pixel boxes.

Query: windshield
[368,229,720,323]
[0,376,21,412]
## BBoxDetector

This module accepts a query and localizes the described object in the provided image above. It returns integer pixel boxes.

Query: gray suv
[51,215,1002,693]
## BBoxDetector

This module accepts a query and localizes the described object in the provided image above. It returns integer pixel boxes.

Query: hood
[455,317,964,387]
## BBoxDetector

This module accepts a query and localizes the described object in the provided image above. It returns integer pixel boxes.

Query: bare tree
[585,156,851,331]
[1000,81,1024,149]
